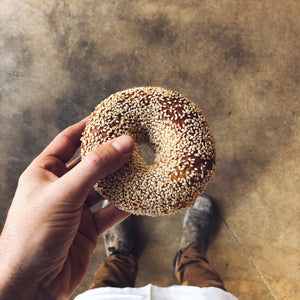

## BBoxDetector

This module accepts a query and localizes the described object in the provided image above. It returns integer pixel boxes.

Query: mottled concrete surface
[0,0,299,299]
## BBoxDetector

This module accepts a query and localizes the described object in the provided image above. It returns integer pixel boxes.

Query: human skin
[0,118,135,300]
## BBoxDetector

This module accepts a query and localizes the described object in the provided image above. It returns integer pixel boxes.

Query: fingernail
[111,136,134,154]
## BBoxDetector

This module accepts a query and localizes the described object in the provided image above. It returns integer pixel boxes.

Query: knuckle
[18,170,28,185]
[85,148,107,168]
[18,166,37,186]
[82,143,127,179]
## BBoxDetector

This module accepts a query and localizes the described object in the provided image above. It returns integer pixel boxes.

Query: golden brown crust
[81,87,216,216]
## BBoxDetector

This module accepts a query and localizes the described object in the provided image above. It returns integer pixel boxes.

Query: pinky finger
[93,203,131,236]
[66,156,81,170]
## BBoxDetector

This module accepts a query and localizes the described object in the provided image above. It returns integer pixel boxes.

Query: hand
[0,118,135,300]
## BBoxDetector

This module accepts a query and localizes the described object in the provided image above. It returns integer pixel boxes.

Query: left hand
[0,118,135,300]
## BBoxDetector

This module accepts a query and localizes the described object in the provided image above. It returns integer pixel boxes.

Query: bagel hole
[139,143,156,165]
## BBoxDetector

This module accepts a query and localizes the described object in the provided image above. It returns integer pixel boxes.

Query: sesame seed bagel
[81,87,216,216]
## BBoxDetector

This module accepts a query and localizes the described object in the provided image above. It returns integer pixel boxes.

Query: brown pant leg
[175,245,226,290]
[88,253,138,289]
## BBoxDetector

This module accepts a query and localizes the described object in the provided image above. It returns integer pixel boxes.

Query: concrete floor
[0,0,299,299]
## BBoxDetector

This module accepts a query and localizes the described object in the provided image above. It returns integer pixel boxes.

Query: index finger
[42,117,89,163]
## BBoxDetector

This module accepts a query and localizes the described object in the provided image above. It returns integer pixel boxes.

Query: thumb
[53,135,135,202]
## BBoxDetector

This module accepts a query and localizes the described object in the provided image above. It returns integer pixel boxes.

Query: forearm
[0,237,52,300]
[0,276,40,300]
[0,262,59,300]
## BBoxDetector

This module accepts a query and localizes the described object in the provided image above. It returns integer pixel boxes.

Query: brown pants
[88,246,225,290]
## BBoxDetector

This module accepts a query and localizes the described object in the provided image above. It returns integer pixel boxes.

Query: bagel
[81,87,216,216]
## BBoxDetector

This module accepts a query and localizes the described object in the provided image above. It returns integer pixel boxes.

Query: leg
[89,201,137,289]
[175,245,225,289]
[174,195,226,290]
[88,253,137,289]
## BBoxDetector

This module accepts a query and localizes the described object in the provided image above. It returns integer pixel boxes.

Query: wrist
[0,237,42,300]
